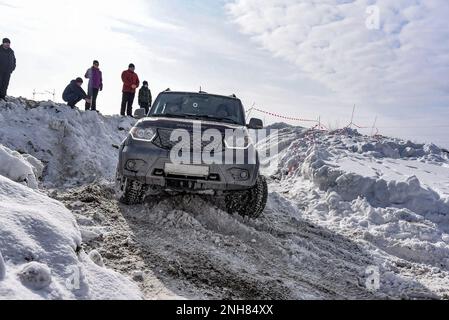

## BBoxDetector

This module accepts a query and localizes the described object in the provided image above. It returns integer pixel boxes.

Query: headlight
[224,133,252,150]
[130,127,156,142]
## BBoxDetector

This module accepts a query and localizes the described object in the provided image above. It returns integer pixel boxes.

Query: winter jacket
[0,46,16,74]
[62,80,87,103]
[138,86,152,107]
[85,67,103,90]
[121,70,140,93]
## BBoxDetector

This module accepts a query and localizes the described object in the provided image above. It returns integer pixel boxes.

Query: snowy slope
[0,98,135,187]
[0,145,141,300]
[266,127,449,296]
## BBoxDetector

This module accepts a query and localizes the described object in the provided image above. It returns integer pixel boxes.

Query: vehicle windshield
[149,93,246,125]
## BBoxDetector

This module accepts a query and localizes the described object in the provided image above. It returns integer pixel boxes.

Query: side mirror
[134,108,146,120]
[247,118,264,130]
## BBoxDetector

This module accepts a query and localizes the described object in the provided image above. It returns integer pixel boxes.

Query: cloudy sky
[1,0,448,147]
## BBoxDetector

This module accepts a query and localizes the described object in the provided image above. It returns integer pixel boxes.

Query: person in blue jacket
[62,78,91,108]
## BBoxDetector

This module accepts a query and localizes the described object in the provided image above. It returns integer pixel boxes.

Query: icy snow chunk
[132,271,144,282]
[0,145,43,189]
[335,173,375,201]
[442,234,449,244]
[424,143,440,155]
[80,228,103,243]
[88,250,104,267]
[326,191,342,210]
[18,262,52,290]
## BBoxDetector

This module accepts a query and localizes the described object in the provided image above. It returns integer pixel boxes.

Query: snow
[0,97,135,187]
[0,144,44,189]
[18,262,52,291]
[269,127,449,295]
[0,171,141,300]
[1,98,449,299]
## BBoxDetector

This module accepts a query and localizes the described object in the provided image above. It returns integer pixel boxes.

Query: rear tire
[225,175,268,219]
[116,173,147,205]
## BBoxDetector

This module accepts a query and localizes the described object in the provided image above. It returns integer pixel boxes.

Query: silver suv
[116,90,268,218]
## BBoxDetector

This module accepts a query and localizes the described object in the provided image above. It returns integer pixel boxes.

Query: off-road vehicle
[116,90,268,218]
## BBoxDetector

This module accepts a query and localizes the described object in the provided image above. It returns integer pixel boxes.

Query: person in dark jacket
[84,60,103,111]
[0,38,16,101]
[138,81,152,114]
[62,78,91,108]
[121,63,140,117]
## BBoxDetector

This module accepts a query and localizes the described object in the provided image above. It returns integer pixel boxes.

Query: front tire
[116,173,147,205]
[225,175,268,219]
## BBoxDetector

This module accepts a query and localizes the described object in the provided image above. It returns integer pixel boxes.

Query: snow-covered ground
[1,98,449,299]
[265,126,449,297]
[0,145,141,299]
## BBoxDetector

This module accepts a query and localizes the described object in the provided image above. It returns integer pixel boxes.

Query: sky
[1,0,448,147]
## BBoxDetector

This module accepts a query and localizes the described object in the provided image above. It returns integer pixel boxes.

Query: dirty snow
[0,133,141,299]
[1,99,449,299]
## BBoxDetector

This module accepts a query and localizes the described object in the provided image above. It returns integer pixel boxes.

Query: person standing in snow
[62,78,91,109]
[0,38,16,101]
[84,60,103,111]
[138,81,152,114]
[121,63,140,117]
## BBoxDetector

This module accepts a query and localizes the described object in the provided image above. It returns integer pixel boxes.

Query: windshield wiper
[151,113,186,119]
[151,113,240,125]
[195,115,240,125]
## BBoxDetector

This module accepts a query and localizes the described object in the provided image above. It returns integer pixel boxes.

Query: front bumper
[117,138,260,191]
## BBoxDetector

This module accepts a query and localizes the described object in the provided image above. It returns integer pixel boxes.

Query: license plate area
[164,163,210,177]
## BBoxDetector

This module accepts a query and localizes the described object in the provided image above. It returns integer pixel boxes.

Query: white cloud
[226,0,449,108]
[0,0,179,113]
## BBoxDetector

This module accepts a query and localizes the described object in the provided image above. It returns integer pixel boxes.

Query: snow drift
[268,127,449,293]
[0,124,141,299]
[0,97,135,187]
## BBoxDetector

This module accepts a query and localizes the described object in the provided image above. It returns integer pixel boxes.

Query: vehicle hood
[136,117,245,132]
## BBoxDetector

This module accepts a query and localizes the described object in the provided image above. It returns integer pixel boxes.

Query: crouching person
[62,77,91,108]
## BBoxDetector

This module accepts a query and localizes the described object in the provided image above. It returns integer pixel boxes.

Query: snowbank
[0,97,135,187]
[0,175,141,299]
[275,128,449,272]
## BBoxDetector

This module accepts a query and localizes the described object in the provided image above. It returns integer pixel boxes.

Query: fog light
[154,169,165,176]
[240,171,249,180]
[126,160,137,170]
[208,174,220,181]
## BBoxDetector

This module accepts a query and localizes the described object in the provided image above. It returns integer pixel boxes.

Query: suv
[116,90,268,218]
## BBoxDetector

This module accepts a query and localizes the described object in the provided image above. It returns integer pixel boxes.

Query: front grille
[153,129,225,152]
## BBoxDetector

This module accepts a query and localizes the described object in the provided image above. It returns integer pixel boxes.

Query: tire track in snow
[52,183,390,300]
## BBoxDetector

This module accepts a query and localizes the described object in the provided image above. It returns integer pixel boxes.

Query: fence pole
[349,104,356,128]
[371,116,378,136]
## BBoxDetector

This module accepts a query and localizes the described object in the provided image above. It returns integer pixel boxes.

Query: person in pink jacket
[84,60,103,111]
